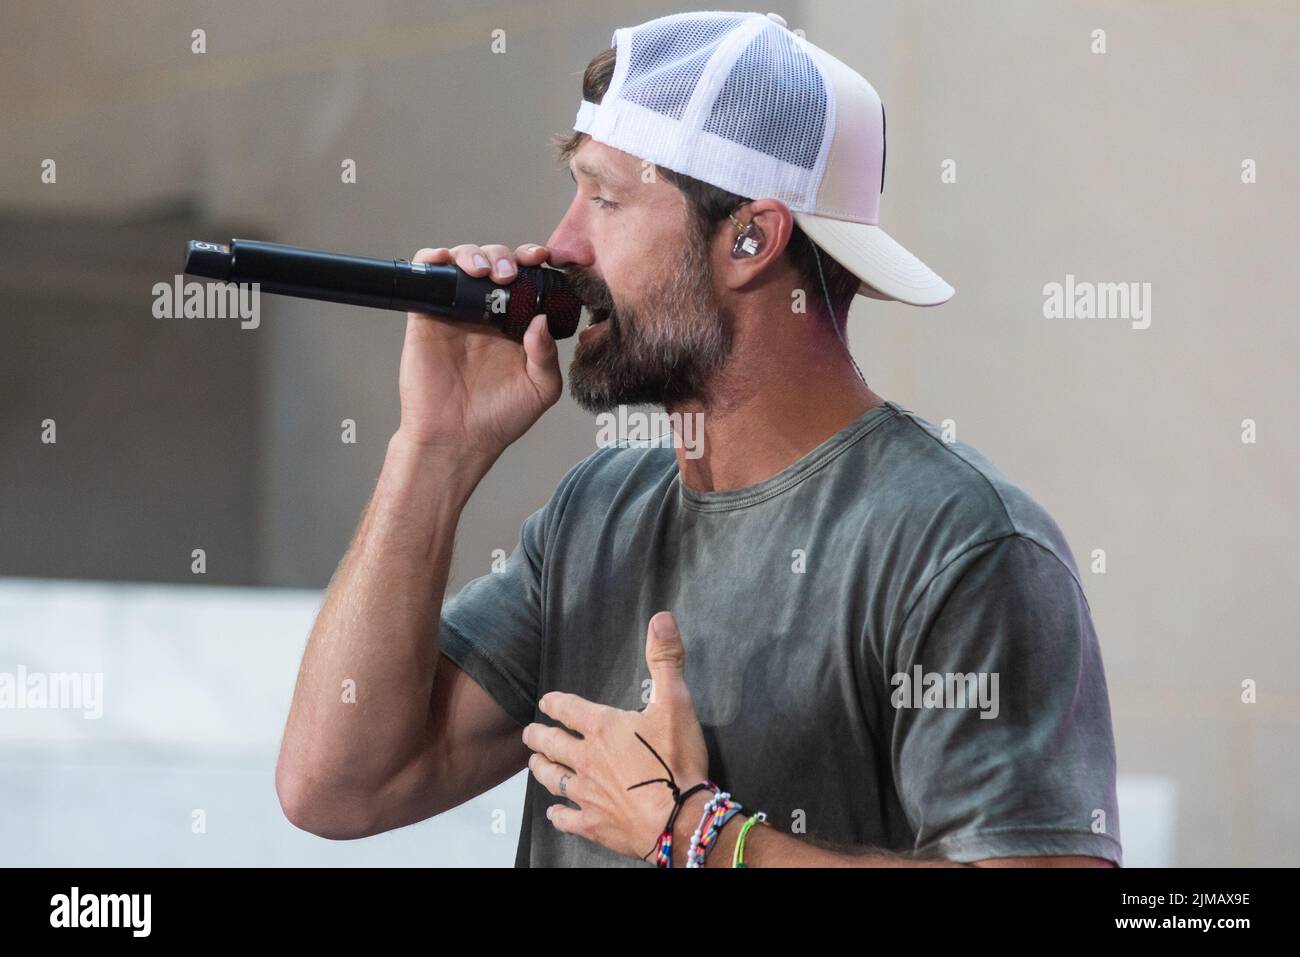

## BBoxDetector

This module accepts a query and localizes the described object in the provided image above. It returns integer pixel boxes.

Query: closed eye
[591,196,618,210]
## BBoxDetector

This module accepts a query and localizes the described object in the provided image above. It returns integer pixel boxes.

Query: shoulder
[868,403,1086,592]
[544,440,678,525]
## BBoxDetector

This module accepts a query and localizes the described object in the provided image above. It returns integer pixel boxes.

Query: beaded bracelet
[652,782,716,867]
[623,730,772,869]
[687,790,734,867]
[690,798,745,868]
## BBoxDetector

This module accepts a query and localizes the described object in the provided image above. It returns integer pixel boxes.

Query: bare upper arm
[358,651,530,837]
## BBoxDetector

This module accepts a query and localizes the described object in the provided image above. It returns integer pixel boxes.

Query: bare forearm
[278,431,492,803]
[671,792,970,868]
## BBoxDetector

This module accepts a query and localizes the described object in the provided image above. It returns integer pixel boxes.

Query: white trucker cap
[573,10,954,306]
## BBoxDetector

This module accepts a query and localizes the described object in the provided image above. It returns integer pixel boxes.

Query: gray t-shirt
[438,399,1123,867]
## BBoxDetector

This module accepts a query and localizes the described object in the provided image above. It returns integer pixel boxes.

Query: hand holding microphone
[396,242,565,463]
[183,238,583,341]
[183,236,576,468]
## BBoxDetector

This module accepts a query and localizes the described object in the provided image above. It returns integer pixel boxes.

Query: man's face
[548,139,735,413]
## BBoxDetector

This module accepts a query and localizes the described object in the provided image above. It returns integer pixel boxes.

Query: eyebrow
[569,159,623,188]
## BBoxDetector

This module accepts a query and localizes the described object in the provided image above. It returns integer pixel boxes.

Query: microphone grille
[503,266,583,341]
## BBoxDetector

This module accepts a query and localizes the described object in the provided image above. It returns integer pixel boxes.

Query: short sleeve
[888,533,1123,865]
[438,451,598,729]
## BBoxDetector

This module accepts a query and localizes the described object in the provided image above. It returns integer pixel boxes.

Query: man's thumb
[522,313,561,396]
[646,612,689,703]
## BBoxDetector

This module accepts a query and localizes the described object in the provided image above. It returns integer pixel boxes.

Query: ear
[718,198,794,293]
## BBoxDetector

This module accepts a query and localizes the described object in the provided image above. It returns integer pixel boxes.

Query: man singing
[277,10,1121,869]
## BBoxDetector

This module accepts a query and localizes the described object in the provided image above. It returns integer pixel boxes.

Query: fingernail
[473,254,489,270]
[496,258,515,278]
[652,614,678,638]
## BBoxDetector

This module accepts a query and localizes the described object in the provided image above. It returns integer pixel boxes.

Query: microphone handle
[185,239,554,330]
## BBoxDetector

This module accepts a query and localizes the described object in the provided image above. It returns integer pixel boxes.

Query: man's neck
[667,345,884,493]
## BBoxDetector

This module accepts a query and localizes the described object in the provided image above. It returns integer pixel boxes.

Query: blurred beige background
[0,0,1296,866]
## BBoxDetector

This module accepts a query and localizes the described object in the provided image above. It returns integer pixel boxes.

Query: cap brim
[793,212,954,306]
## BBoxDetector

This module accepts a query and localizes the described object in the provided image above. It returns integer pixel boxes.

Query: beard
[564,220,734,414]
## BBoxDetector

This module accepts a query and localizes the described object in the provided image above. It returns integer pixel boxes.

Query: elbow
[275,759,375,840]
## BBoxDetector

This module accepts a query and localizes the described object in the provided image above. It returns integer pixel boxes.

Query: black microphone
[183,239,583,341]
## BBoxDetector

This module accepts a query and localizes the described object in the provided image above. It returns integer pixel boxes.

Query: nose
[544,196,594,269]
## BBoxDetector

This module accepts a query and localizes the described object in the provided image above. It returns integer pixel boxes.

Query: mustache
[563,266,616,312]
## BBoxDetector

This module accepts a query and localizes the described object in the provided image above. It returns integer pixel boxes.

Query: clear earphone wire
[811,240,868,387]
